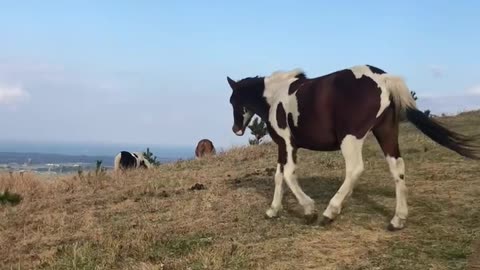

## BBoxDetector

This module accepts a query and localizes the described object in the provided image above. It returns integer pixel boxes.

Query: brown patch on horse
[195,139,216,158]
[283,70,382,151]
[276,102,288,129]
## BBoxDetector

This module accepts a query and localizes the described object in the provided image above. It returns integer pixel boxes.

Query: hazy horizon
[0,140,198,157]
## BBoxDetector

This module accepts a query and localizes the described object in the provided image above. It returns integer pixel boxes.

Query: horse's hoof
[387,223,403,232]
[265,208,280,219]
[304,213,318,225]
[264,213,279,220]
[320,216,334,226]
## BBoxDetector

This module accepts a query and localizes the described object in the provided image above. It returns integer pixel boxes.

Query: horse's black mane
[296,72,307,80]
[235,76,264,88]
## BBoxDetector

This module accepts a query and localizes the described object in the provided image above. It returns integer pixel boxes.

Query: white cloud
[0,83,30,106]
[466,85,480,96]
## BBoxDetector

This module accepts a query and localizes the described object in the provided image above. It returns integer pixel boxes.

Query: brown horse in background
[195,139,216,159]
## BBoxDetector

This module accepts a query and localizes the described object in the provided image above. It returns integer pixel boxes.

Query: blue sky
[0,1,479,148]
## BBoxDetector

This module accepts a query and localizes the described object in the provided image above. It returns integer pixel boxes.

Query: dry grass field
[1,111,479,270]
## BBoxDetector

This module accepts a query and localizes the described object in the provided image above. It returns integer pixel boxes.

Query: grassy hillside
[1,111,480,270]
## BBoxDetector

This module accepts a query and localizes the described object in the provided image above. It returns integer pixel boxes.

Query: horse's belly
[292,127,340,151]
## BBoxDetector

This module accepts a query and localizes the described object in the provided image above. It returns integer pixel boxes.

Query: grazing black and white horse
[114,151,151,171]
[226,65,479,230]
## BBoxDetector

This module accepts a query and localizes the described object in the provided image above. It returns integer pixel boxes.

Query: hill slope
[1,111,480,270]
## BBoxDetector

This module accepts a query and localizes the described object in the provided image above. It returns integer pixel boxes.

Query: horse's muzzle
[232,125,244,136]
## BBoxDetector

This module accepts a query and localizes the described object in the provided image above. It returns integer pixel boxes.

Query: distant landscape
[0,142,195,174]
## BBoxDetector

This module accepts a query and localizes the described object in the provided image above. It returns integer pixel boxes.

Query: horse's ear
[227,76,236,90]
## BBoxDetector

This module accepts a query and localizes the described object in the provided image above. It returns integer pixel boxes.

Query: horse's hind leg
[323,134,365,223]
[372,109,408,231]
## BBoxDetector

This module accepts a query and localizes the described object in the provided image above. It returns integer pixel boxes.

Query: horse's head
[134,152,152,169]
[226,76,259,136]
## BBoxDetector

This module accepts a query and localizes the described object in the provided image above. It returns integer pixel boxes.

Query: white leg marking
[282,146,315,215]
[283,161,315,215]
[386,155,408,229]
[323,135,365,219]
[266,164,284,218]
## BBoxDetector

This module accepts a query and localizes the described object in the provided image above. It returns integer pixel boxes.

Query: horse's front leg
[282,140,317,224]
[265,163,285,218]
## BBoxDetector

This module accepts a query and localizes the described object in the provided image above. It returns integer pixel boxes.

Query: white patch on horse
[323,134,365,219]
[242,110,253,128]
[349,65,391,117]
[263,69,303,129]
[386,155,408,229]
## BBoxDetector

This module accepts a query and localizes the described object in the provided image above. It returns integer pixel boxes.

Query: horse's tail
[384,75,480,160]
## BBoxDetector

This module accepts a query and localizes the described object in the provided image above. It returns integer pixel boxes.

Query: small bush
[95,160,106,176]
[0,190,22,205]
[248,117,268,145]
[144,147,161,166]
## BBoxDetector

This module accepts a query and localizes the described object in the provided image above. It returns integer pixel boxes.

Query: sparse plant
[248,117,268,145]
[77,168,84,179]
[95,160,107,177]
[143,147,161,166]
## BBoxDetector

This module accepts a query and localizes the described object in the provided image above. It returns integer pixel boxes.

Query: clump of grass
[47,242,107,270]
[0,189,22,205]
[148,233,214,262]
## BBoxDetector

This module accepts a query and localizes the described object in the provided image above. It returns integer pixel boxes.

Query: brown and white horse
[226,65,479,230]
